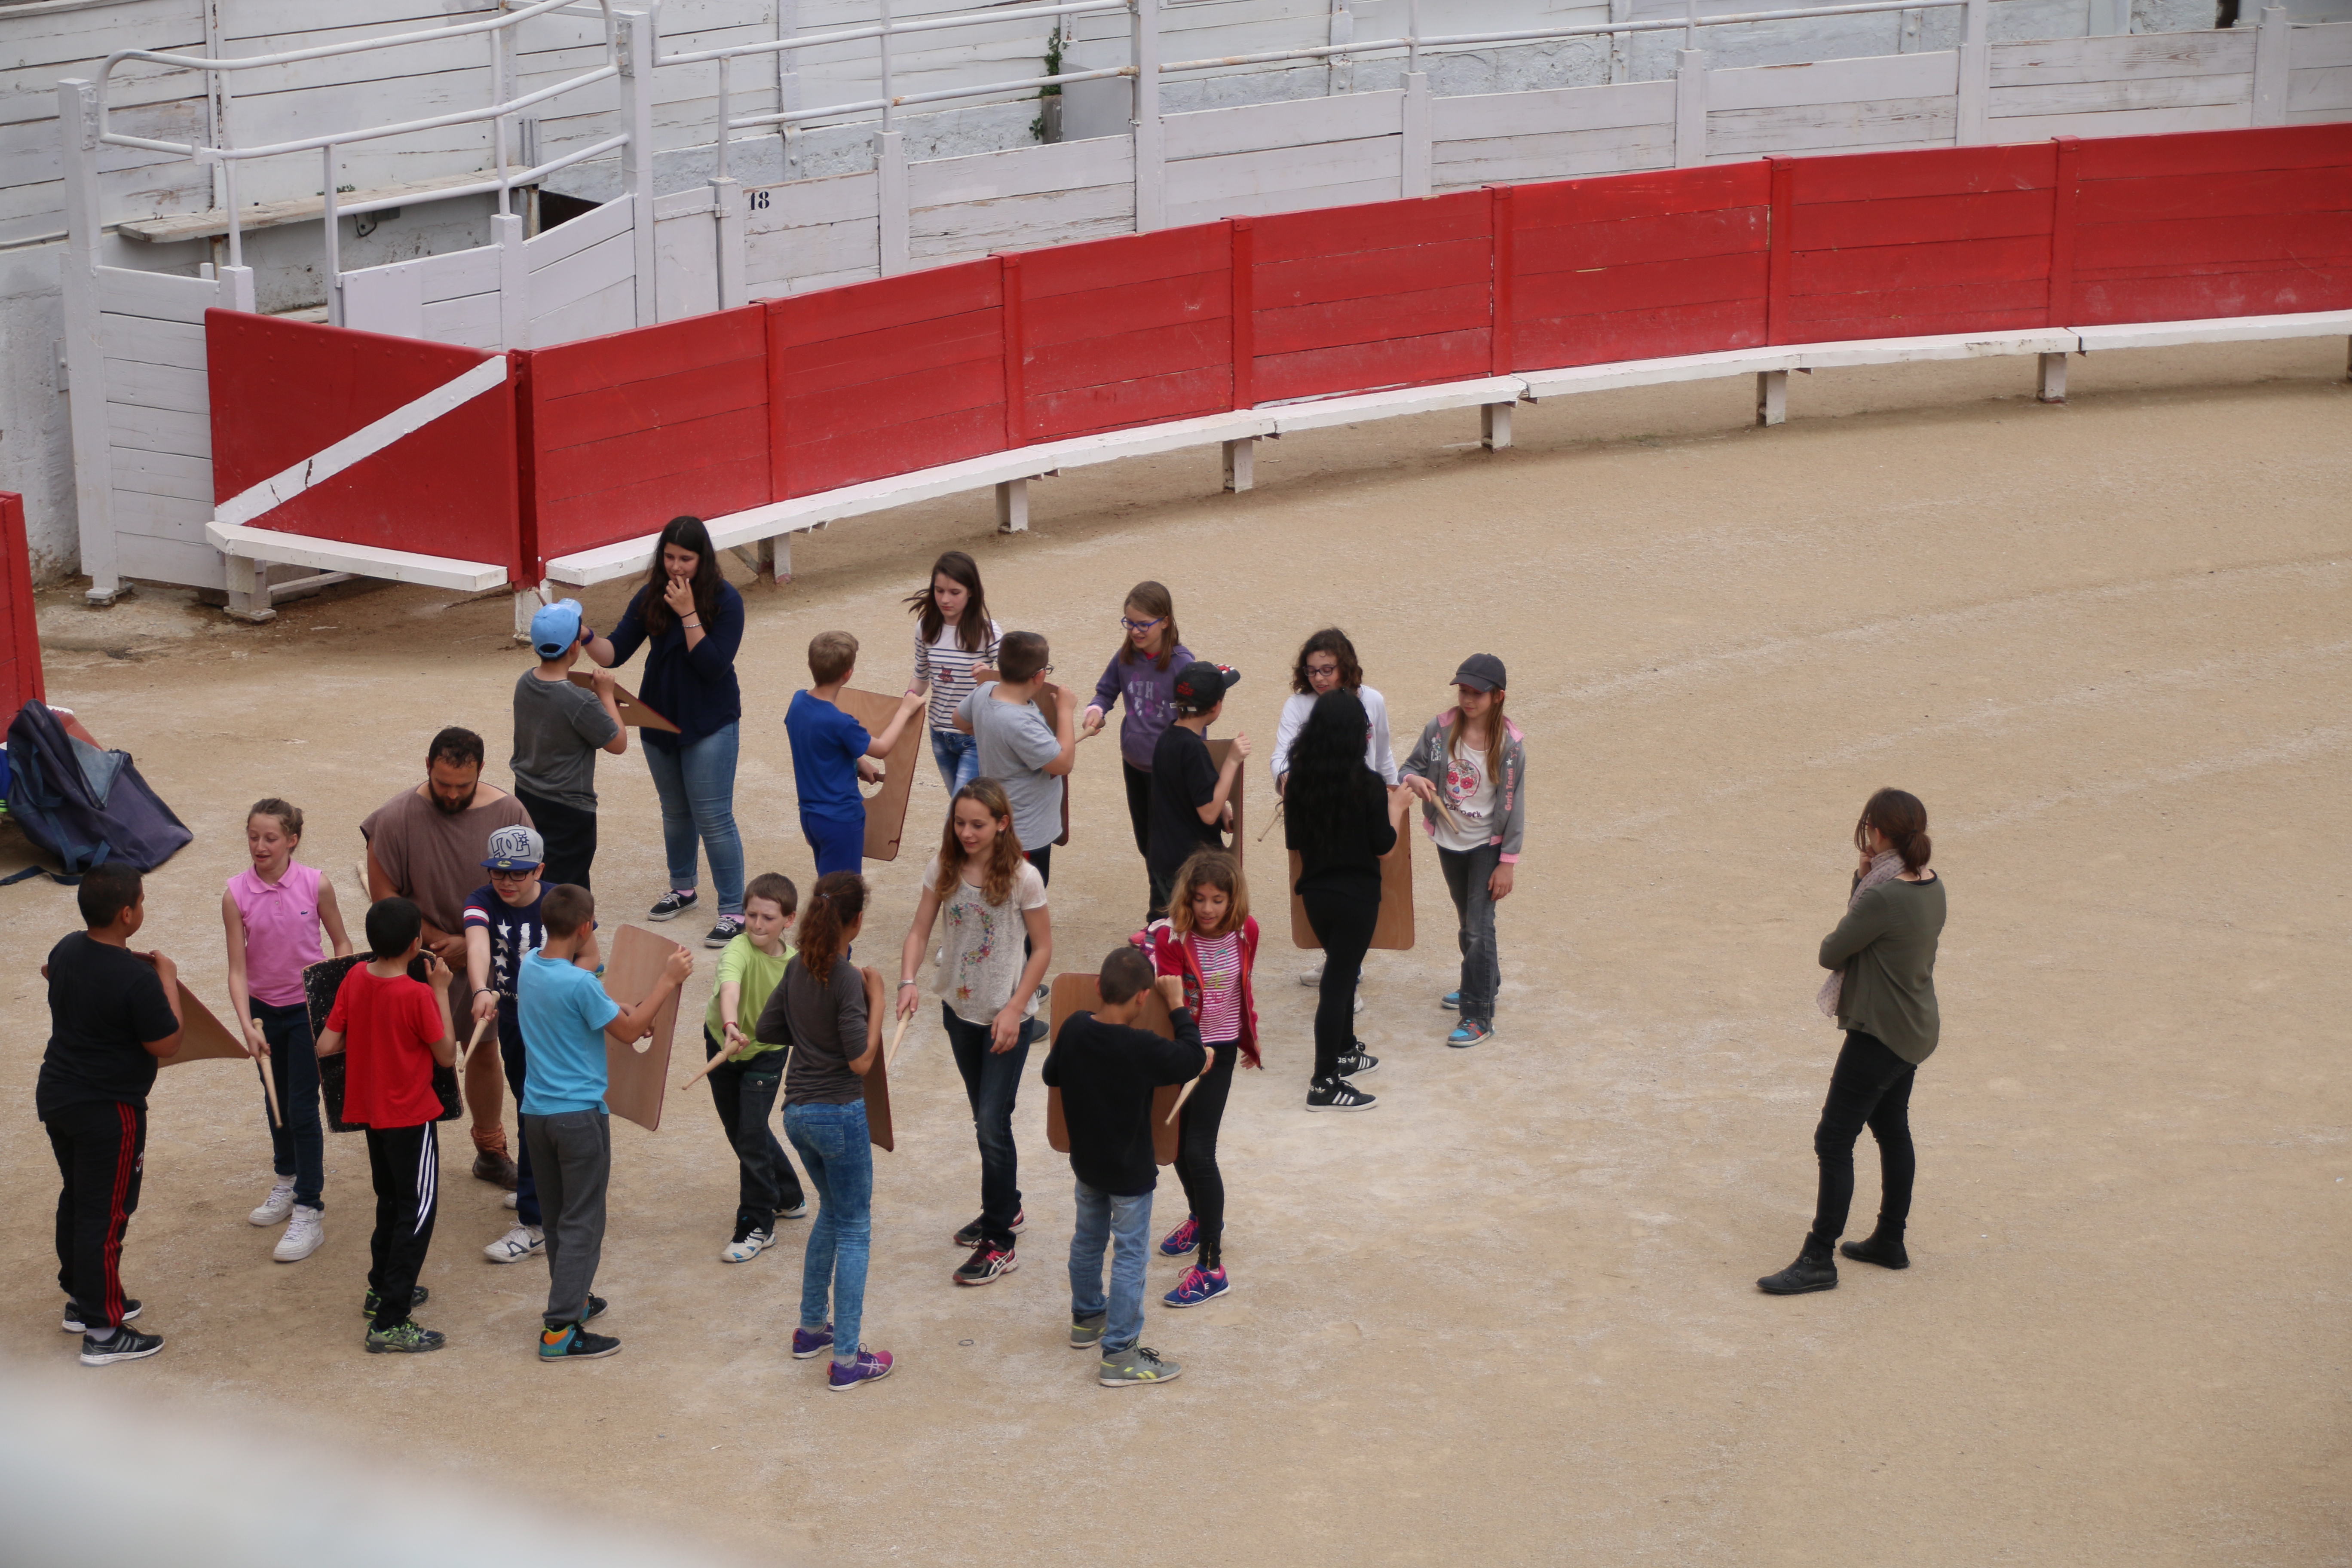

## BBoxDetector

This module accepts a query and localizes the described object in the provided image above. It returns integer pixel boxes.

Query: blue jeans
[249,998,324,1211]
[1069,1178,1153,1354]
[800,808,865,879]
[930,728,980,794]
[784,1100,874,1364]
[1436,842,1502,1025]
[643,725,745,916]
[941,1004,1032,1249]
[496,1003,541,1229]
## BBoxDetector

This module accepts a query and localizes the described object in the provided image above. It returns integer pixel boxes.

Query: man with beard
[362,728,536,1188]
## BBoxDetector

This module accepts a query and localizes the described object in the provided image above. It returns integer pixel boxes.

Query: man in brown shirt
[362,726,534,1187]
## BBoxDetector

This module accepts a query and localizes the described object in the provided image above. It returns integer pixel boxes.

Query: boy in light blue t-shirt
[518,883,691,1363]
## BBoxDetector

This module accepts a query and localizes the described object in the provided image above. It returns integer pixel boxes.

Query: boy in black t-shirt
[37,864,184,1366]
[1043,948,1204,1387]
[1145,661,1248,921]
[464,824,556,1264]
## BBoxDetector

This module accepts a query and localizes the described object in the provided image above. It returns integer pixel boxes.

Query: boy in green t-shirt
[704,872,806,1262]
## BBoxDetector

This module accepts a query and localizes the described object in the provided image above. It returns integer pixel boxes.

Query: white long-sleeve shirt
[1270,684,1398,786]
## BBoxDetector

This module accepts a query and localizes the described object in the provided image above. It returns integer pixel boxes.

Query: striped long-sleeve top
[913,616,1002,733]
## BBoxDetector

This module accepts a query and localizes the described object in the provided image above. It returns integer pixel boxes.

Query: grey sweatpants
[521,1109,610,1329]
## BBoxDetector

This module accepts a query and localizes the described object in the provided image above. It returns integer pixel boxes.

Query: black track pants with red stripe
[46,1100,146,1331]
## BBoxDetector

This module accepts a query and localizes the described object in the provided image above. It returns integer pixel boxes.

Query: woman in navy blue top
[585,515,747,948]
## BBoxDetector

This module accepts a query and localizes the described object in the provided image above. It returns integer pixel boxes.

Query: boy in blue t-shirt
[517,884,691,1362]
[783,630,925,877]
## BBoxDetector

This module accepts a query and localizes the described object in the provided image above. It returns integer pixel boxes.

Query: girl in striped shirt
[904,551,1002,793]
[1138,848,1259,1309]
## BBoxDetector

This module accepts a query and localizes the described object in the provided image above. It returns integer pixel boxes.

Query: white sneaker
[484,1224,545,1264]
[502,1189,518,1211]
[1298,962,1324,988]
[273,1205,325,1262]
[248,1179,296,1227]
[721,1226,775,1264]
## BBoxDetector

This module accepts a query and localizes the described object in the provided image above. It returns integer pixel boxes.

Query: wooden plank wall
[523,193,638,344]
[909,136,1136,267]
[2,0,208,248]
[100,267,229,588]
[1510,163,1772,366]
[1249,192,1496,402]
[528,303,769,568]
[1777,142,2060,339]
[1164,91,1408,228]
[1987,31,2257,141]
[2067,121,2352,320]
[1011,224,1237,441]
[1706,50,1960,159]
[768,260,1009,496]
[2288,20,2352,122]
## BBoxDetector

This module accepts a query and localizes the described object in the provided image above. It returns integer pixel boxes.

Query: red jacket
[1135,916,1261,1069]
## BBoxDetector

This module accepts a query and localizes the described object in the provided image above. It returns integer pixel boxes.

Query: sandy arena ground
[3,340,2347,1566]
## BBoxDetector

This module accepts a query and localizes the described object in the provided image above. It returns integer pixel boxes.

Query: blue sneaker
[1447,1020,1494,1048]
[1158,1215,1199,1257]
[1440,991,1461,1010]
[829,1348,894,1390]
[1164,1265,1231,1308]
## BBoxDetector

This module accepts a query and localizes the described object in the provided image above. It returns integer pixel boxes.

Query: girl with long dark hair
[1283,689,1395,1111]
[586,516,748,948]
[1081,581,1192,896]
[1758,788,1945,1295]
[904,551,1002,794]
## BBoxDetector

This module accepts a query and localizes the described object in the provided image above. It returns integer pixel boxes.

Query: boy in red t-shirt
[318,896,456,1353]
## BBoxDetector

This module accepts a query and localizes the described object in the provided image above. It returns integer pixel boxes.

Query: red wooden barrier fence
[1,491,42,729]
[204,122,2352,586]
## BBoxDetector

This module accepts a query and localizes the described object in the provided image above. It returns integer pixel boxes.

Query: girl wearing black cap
[1757,788,1943,1296]
[1399,655,1525,1049]
[1285,690,1394,1110]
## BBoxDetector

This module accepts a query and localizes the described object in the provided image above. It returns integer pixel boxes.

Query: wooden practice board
[300,952,460,1131]
[1289,785,1415,951]
[568,671,680,732]
[1044,973,1180,1166]
[155,982,250,1067]
[601,924,684,1132]
[1207,736,1244,870]
[830,687,924,862]
[864,1015,896,1153]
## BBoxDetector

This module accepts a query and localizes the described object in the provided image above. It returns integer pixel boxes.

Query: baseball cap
[1452,654,1507,692]
[481,825,545,871]
[1172,660,1240,712]
[530,598,585,659]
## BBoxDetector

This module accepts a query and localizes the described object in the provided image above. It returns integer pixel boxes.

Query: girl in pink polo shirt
[222,797,352,1262]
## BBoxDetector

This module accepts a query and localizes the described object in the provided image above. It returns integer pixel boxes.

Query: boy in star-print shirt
[462,826,591,1265]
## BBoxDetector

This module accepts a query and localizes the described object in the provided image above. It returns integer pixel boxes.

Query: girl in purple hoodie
[1081,580,1193,902]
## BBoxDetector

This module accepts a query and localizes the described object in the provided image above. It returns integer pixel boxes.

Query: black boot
[1840,1225,1908,1270]
[1756,1241,1838,1295]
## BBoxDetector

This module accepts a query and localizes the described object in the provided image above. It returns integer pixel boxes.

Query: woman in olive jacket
[1759,787,1945,1295]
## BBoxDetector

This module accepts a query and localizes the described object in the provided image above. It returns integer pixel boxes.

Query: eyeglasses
[1120,616,1164,632]
[489,867,534,881]
[1306,663,1341,678]
[1038,664,1054,674]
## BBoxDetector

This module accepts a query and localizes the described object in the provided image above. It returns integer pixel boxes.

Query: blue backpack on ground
[3,701,191,882]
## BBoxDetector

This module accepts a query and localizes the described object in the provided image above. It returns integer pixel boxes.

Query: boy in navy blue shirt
[784,631,925,877]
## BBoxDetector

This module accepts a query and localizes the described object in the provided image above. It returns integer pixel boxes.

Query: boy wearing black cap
[514,597,627,889]
[1145,661,1249,921]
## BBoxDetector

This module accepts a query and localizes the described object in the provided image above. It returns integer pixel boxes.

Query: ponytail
[1856,787,1931,873]
[795,871,868,981]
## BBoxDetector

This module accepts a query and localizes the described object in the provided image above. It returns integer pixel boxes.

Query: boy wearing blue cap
[514,599,627,889]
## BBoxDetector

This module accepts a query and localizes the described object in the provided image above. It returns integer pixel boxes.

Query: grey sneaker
[1069,1313,1108,1351]
[1098,1344,1182,1386]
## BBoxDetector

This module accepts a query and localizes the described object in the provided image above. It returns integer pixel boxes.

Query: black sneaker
[1334,1048,1379,1077]
[1306,1075,1377,1112]
[540,1322,621,1361]
[647,890,699,922]
[704,916,744,949]
[951,1209,1024,1248]
[952,1243,1018,1286]
[583,1293,609,1322]
[1841,1231,1910,1270]
[1756,1250,1838,1295]
[364,1320,447,1354]
[360,1284,431,1320]
[80,1326,165,1366]
[62,1298,142,1334]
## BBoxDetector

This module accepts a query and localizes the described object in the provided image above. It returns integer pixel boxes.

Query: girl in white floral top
[896,778,1051,1286]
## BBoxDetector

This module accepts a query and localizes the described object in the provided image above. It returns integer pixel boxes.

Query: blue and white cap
[481,825,545,871]
[530,598,585,659]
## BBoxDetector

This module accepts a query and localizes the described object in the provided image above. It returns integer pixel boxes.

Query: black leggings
[1301,886,1378,1082]
[1808,1029,1918,1253]
[1173,1042,1238,1269]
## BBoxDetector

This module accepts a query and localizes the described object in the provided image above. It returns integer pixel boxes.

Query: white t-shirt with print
[925,854,1050,1025]
[1433,738,1498,853]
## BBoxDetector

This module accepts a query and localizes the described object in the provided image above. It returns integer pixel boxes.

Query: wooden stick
[885,1011,913,1068]
[254,1053,283,1129]
[458,1012,493,1067]
[683,1038,742,1086]
[1255,799,1286,843]
[1165,1075,1200,1124]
